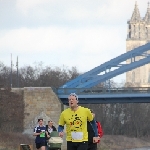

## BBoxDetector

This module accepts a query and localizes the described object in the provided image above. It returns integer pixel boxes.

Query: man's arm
[90,120,100,143]
[58,112,65,137]
[58,125,64,138]
[58,125,64,132]
[90,119,98,137]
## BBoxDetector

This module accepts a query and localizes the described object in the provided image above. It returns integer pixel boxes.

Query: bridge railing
[56,87,150,95]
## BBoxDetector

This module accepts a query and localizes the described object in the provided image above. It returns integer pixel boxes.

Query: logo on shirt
[69,114,83,131]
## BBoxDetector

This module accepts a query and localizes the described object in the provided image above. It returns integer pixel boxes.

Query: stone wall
[0,89,24,132]
[12,87,67,150]
[22,87,62,134]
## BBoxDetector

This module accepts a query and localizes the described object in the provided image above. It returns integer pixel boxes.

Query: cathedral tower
[126,2,150,86]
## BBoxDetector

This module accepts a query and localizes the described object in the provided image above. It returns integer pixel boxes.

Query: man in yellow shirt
[58,93,98,150]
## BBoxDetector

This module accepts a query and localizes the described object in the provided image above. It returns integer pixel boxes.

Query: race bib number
[71,132,83,140]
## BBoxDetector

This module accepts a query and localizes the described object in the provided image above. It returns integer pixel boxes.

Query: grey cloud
[0,0,142,30]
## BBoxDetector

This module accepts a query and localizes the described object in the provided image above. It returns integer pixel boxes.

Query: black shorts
[88,142,97,150]
[67,141,88,150]
[36,142,46,149]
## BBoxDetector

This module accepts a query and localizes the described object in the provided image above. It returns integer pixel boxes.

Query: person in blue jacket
[33,119,47,150]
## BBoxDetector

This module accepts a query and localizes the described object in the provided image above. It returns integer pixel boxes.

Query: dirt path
[98,135,150,150]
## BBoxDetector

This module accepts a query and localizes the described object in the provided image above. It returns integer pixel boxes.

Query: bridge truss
[56,43,150,103]
[59,42,150,89]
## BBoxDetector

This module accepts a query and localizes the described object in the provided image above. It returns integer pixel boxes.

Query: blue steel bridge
[55,43,150,104]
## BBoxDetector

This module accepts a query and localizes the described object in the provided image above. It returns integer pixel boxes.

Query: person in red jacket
[96,121,103,143]
[87,110,103,150]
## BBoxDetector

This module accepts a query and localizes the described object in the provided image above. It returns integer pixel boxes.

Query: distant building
[126,2,150,87]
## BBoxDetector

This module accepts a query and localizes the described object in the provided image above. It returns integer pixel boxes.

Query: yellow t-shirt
[59,106,93,142]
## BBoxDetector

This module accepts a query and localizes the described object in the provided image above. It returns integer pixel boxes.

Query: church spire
[144,2,150,23]
[130,1,141,22]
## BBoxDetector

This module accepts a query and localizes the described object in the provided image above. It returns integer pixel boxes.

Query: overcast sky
[0,0,148,83]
